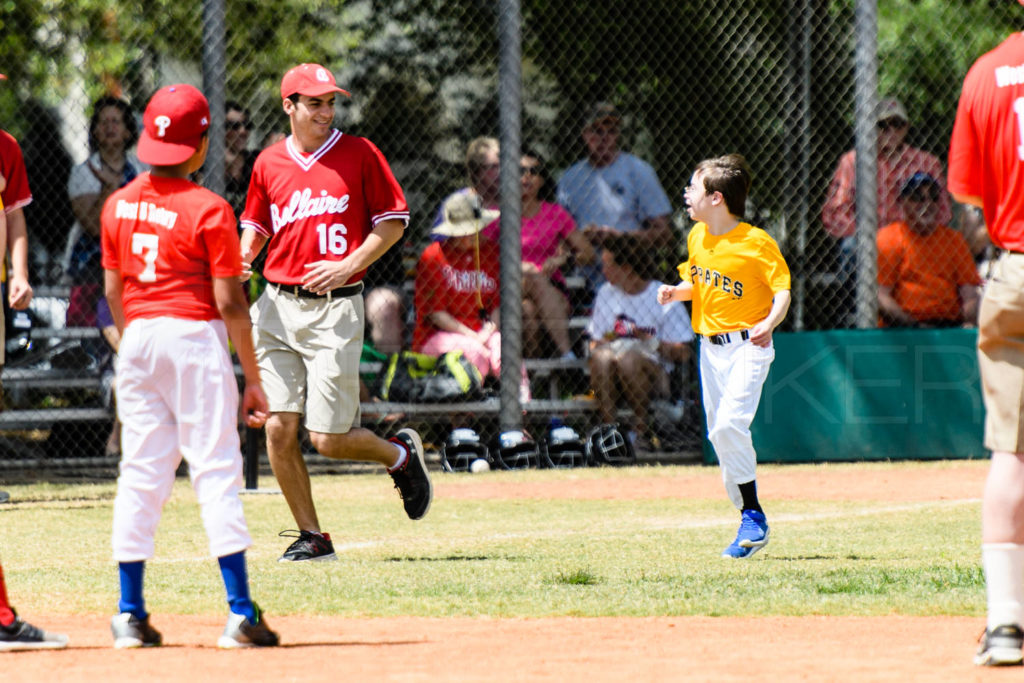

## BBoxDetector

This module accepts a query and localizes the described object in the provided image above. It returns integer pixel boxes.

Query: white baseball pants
[699,335,775,510]
[111,317,251,562]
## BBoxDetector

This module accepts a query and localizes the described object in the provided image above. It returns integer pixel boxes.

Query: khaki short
[978,252,1024,453]
[251,285,364,434]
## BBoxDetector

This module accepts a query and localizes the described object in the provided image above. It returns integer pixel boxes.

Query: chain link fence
[0,0,1015,469]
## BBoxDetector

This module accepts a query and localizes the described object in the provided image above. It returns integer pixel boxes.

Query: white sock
[388,442,408,473]
[983,543,1024,631]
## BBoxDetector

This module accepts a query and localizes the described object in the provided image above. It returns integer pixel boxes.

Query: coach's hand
[242,384,269,428]
[302,259,354,295]
[747,321,773,348]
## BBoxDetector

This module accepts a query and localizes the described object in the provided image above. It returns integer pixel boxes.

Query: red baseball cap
[137,84,210,166]
[280,63,350,99]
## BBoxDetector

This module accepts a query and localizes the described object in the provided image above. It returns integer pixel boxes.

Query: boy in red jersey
[102,84,278,649]
[240,64,432,562]
[949,1,1024,666]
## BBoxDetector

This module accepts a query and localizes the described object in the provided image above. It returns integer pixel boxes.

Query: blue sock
[218,551,255,621]
[117,561,146,618]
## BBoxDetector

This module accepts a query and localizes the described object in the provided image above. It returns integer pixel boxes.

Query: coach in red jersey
[950,1,1024,667]
[240,63,432,562]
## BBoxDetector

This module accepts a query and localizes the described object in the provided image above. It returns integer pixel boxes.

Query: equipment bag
[377,350,483,402]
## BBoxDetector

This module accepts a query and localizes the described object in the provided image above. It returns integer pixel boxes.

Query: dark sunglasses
[520,165,541,177]
[904,192,940,203]
[877,119,907,131]
[227,121,251,131]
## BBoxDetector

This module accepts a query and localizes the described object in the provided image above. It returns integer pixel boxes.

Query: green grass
[0,463,984,619]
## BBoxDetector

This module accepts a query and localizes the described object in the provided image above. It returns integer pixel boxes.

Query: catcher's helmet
[441,428,490,473]
[493,430,540,470]
[585,423,636,466]
[542,424,587,469]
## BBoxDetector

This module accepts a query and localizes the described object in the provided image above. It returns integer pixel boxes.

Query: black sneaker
[217,604,280,648]
[278,529,337,562]
[975,624,1024,666]
[389,427,433,520]
[111,612,162,649]
[0,612,68,651]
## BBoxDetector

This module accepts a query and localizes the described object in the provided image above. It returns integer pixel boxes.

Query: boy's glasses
[520,166,541,177]
[227,121,251,131]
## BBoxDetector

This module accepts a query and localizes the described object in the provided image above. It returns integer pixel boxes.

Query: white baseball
[470,458,490,473]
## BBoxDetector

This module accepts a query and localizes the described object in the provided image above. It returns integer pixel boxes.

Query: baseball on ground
[470,458,490,473]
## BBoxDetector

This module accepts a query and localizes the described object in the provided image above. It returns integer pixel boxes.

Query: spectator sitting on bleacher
[66,96,144,328]
[481,147,595,360]
[587,234,694,452]
[414,192,530,401]
[876,172,982,328]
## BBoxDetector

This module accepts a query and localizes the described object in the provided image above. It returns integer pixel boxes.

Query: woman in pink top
[483,148,595,359]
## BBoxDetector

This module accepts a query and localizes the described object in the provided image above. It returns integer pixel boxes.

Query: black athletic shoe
[0,612,68,651]
[975,624,1024,666]
[389,428,432,520]
[111,612,162,649]
[277,529,337,562]
[217,604,280,648]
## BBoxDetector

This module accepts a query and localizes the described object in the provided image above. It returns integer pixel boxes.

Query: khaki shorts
[978,252,1024,453]
[251,285,363,434]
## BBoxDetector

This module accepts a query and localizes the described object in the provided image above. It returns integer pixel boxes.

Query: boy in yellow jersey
[658,154,791,558]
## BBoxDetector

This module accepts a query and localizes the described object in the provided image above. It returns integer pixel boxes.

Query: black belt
[268,281,364,299]
[705,330,749,346]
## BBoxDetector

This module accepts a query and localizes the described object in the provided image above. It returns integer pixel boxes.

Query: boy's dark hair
[87,96,139,153]
[695,153,752,219]
[603,233,652,278]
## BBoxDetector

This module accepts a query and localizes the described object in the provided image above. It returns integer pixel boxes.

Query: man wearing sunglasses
[876,172,980,328]
[223,101,257,219]
[823,97,952,241]
[820,97,952,327]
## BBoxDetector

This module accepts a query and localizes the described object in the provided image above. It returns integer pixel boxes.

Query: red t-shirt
[240,130,408,285]
[412,238,500,350]
[876,221,982,323]
[949,32,1024,251]
[0,130,31,214]
[100,173,242,322]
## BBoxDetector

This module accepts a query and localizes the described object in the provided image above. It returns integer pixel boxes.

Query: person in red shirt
[102,83,277,649]
[414,192,502,379]
[876,173,981,328]
[0,72,64,653]
[240,64,432,563]
[949,2,1024,665]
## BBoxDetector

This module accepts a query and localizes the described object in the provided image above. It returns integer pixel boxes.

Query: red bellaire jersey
[101,173,243,323]
[240,130,409,285]
[0,130,32,213]
[950,32,1024,251]
[412,238,501,350]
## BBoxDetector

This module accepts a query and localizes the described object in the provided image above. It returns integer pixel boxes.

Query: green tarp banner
[703,328,987,463]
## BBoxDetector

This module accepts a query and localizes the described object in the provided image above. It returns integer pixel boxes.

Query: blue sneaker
[722,509,769,559]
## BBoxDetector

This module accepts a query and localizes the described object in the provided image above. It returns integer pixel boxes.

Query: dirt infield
[2,461,995,682]
[0,614,994,682]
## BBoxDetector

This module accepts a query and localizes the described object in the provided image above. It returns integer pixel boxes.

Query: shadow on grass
[768,555,877,561]
[383,555,516,562]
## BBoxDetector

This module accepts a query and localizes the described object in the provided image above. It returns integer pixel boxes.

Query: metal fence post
[497,0,523,433]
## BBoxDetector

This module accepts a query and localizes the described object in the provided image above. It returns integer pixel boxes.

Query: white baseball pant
[111,317,251,562]
[699,334,775,510]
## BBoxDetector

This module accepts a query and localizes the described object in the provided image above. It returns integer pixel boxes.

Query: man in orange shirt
[876,172,981,328]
